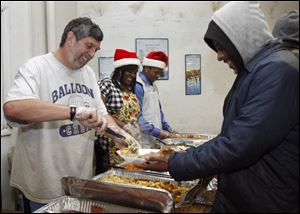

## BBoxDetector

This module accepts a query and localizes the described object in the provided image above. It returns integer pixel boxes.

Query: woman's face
[121,66,138,86]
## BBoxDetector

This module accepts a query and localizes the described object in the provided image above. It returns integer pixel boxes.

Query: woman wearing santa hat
[94,48,142,174]
[135,51,173,149]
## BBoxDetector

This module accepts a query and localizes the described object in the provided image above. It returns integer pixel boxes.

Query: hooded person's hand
[135,146,187,172]
[135,151,170,172]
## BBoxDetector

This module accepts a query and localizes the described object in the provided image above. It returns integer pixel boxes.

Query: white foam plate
[117,149,159,164]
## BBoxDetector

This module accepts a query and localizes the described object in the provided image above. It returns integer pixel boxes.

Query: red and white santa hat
[113,49,141,69]
[142,51,168,70]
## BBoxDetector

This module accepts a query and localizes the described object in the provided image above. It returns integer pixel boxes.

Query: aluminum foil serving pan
[93,169,199,208]
[172,133,216,140]
[162,134,217,148]
[61,175,173,213]
[117,162,171,178]
[161,138,206,148]
[194,177,218,206]
[34,196,151,213]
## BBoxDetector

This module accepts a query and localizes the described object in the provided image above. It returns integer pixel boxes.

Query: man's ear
[65,31,76,47]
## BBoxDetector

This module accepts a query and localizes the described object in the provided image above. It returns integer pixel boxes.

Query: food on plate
[109,146,125,165]
[98,175,190,203]
[160,146,185,155]
[116,149,160,164]
[126,138,139,152]
[110,138,140,164]
[119,138,140,156]
[122,163,144,171]
[119,148,139,157]
[160,146,175,154]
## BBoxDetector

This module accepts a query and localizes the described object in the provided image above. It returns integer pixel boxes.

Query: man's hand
[75,107,107,133]
[159,130,172,139]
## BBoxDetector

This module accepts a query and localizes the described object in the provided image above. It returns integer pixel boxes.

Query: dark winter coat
[168,2,299,212]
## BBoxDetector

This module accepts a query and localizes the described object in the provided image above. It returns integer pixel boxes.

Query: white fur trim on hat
[142,57,166,69]
[113,58,141,69]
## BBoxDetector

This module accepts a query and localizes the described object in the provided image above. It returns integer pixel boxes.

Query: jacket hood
[272,10,299,48]
[210,1,274,65]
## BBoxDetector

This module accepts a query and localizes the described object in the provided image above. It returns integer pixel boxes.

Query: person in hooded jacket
[137,2,299,213]
[272,10,299,58]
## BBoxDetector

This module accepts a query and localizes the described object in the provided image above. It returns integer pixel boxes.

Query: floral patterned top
[114,91,140,126]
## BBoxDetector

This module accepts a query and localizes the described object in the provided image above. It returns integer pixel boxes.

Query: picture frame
[98,57,114,80]
[135,38,169,80]
[185,54,201,95]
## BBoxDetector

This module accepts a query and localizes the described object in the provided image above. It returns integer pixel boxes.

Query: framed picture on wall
[135,38,169,80]
[185,54,201,95]
[98,57,114,80]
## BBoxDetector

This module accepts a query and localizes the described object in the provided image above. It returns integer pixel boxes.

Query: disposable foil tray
[161,138,207,148]
[162,134,217,148]
[93,169,199,208]
[194,177,217,206]
[117,162,171,178]
[34,196,151,213]
[61,175,173,213]
[172,133,216,140]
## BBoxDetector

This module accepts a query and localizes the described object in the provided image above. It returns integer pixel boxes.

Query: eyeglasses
[149,67,163,76]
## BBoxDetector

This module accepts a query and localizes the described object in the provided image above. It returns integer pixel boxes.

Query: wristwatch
[70,105,77,121]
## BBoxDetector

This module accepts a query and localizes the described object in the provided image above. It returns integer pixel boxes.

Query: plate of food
[117,149,159,164]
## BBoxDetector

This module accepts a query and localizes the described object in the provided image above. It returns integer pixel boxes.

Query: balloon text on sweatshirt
[52,83,94,103]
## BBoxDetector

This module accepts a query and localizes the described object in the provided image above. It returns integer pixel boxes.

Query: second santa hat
[113,49,141,69]
[142,51,168,70]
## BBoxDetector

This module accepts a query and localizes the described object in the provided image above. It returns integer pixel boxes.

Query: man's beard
[68,54,87,70]
[73,59,85,70]
[68,46,90,69]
